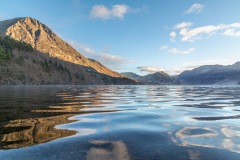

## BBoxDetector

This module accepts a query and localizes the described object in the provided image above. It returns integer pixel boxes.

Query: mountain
[122,72,180,85]
[177,62,240,85]
[141,72,180,84]
[0,17,137,85]
[121,72,142,80]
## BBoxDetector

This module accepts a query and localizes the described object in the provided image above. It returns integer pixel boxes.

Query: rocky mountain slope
[122,72,180,85]
[0,17,137,85]
[177,62,240,85]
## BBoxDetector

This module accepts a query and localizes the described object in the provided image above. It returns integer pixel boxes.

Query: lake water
[0,85,240,160]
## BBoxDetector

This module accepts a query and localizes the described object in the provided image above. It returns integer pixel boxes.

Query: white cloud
[68,40,95,54]
[137,66,164,73]
[111,4,129,18]
[170,31,176,38]
[175,22,193,29]
[170,31,177,41]
[137,66,187,75]
[223,29,240,37]
[160,45,168,50]
[230,23,240,28]
[178,23,240,42]
[90,4,129,20]
[90,5,111,20]
[169,48,195,54]
[185,4,204,14]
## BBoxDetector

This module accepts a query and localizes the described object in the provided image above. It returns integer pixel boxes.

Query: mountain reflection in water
[0,85,240,160]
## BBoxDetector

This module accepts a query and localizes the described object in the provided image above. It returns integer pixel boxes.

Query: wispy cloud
[129,5,148,14]
[160,45,168,50]
[179,23,240,42]
[68,40,95,54]
[0,12,11,21]
[68,40,132,70]
[185,4,204,14]
[137,66,164,73]
[175,22,193,29]
[82,47,95,54]
[160,45,195,55]
[95,52,132,70]
[169,48,195,54]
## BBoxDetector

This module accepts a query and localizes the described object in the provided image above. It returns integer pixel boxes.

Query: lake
[0,85,240,160]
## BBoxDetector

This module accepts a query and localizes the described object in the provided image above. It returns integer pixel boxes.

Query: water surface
[0,85,240,160]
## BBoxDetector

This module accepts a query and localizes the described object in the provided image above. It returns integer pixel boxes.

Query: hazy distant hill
[0,17,137,85]
[122,72,180,85]
[177,62,240,85]
[121,72,142,80]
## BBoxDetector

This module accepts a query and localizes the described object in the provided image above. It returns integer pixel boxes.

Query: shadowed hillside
[0,17,137,85]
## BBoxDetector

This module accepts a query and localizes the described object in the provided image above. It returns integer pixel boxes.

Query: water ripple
[0,85,240,160]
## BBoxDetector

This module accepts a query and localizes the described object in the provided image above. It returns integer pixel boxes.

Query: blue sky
[1,0,240,75]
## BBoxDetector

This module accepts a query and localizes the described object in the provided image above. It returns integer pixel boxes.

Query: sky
[0,0,240,75]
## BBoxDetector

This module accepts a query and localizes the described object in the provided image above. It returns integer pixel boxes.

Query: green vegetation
[0,45,11,62]
[58,64,64,72]
[75,74,84,80]
[41,59,71,78]
[16,56,25,65]
[0,36,33,63]
[41,60,50,72]
[0,36,33,52]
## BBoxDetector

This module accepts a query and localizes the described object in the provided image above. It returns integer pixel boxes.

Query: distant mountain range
[0,17,137,85]
[122,72,181,85]
[123,62,240,85]
[177,62,240,85]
